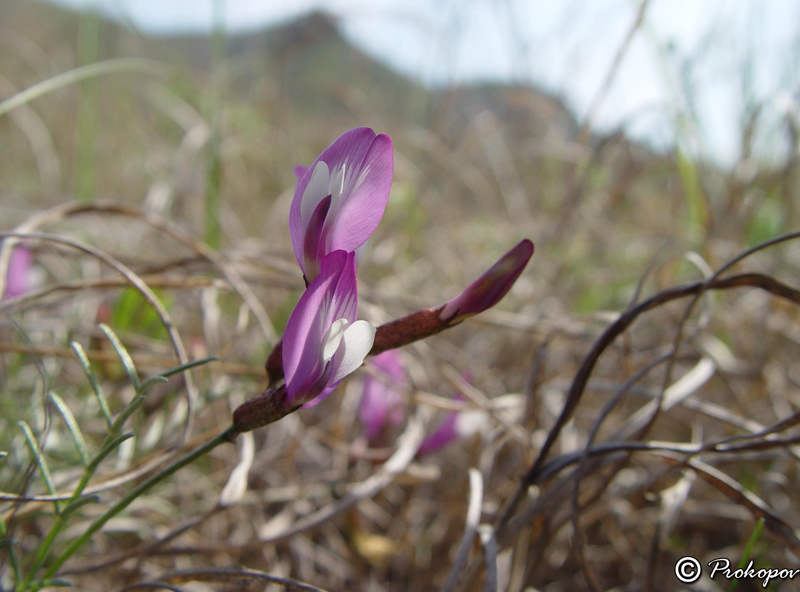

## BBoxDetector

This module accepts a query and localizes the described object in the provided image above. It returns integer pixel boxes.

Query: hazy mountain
[2,0,581,143]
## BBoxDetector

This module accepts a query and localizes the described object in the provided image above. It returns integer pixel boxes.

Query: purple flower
[3,245,32,300]
[440,239,533,325]
[358,350,407,442]
[283,250,376,408]
[290,128,393,282]
[418,393,488,455]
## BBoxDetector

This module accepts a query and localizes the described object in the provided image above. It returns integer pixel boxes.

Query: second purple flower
[283,250,376,409]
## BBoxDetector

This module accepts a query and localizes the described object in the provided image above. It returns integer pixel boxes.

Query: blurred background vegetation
[1,0,800,590]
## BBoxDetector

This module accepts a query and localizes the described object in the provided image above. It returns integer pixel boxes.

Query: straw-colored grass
[2,1,800,590]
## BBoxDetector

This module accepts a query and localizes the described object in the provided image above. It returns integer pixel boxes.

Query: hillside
[0,0,612,235]
[0,0,583,142]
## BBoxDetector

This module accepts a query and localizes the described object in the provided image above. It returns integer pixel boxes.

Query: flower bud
[440,239,533,324]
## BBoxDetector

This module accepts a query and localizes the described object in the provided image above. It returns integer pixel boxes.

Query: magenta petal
[322,250,357,324]
[440,239,534,323]
[418,412,459,455]
[283,275,338,400]
[327,133,393,253]
[372,349,406,384]
[283,251,359,407]
[316,127,378,178]
[359,383,391,440]
[289,128,393,280]
[294,165,309,180]
[359,350,407,441]
[4,246,32,300]
[284,252,350,398]
[301,380,341,409]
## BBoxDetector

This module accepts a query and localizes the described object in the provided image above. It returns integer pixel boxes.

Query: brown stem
[370,305,451,355]
[238,305,457,433]
[230,385,298,436]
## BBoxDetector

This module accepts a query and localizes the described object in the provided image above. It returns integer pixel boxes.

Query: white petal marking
[329,163,347,210]
[301,161,330,226]
[331,320,376,382]
[322,318,348,362]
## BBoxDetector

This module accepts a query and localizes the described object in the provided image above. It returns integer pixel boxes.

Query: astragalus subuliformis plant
[233,127,533,434]
[0,126,533,591]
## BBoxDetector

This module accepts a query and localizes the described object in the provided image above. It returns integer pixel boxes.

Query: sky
[47,0,800,167]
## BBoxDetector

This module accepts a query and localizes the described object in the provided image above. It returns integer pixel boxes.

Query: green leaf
[61,494,101,518]
[746,196,785,247]
[70,341,112,427]
[159,355,219,378]
[728,518,765,592]
[108,395,145,439]
[18,421,60,514]
[137,375,168,394]
[112,287,172,340]
[28,578,74,590]
[99,323,138,390]
[48,393,90,467]
[0,516,20,582]
[137,356,218,394]
[90,433,134,473]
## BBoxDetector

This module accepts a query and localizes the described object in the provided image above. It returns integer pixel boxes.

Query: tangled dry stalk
[2,196,800,590]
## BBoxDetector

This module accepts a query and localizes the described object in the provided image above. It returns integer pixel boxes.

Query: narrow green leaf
[108,395,145,438]
[18,421,60,514]
[742,517,765,560]
[48,393,90,467]
[159,355,219,378]
[70,341,112,427]
[0,516,21,582]
[41,426,234,581]
[99,323,139,390]
[61,494,101,518]
[728,518,765,592]
[136,356,219,396]
[90,433,134,472]
[137,375,168,394]
[29,578,74,590]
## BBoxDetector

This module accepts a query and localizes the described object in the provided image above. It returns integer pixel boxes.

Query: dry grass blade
[117,585,184,592]
[442,468,484,592]
[0,58,167,117]
[218,431,254,507]
[679,457,800,555]
[118,567,330,592]
[259,412,424,543]
[501,260,800,528]
[477,525,498,592]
